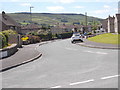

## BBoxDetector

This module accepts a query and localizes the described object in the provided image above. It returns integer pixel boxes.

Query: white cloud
[20,3,31,7]
[46,6,64,12]
[103,5,110,8]
[93,9,110,14]
[59,0,75,3]
[11,0,19,1]
[74,6,85,8]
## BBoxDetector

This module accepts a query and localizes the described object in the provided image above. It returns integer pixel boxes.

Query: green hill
[7,13,103,26]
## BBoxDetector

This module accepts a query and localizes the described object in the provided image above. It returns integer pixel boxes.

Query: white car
[71,33,83,43]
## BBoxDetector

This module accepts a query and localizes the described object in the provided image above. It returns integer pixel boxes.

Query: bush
[0,29,17,48]
[56,32,73,39]
[2,29,17,44]
[0,32,7,49]
[87,32,92,35]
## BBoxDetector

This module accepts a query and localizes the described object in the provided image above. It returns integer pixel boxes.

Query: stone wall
[0,44,18,59]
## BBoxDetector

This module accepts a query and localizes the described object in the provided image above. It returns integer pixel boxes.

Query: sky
[0,0,120,19]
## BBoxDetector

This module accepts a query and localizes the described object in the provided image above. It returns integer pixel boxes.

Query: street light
[30,6,34,24]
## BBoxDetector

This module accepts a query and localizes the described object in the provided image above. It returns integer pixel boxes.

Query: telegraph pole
[85,12,87,33]
[30,6,34,24]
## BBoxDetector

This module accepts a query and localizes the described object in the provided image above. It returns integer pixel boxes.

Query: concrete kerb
[1,40,55,72]
[76,43,120,50]
[1,44,43,72]
[1,53,42,72]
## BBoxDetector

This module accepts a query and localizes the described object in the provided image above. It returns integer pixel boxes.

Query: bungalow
[50,24,93,35]
[21,24,41,35]
[0,11,21,34]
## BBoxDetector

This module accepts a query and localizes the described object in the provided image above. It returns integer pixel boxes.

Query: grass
[88,33,120,44]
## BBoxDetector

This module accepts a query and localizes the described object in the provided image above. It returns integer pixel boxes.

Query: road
[2,39,119,88]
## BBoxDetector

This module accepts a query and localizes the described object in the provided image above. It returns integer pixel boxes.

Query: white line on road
[101,75,120,80]
[65,48,77,51]
[69,79,94,86]
[84,51,108,55]
[51,85,62,88]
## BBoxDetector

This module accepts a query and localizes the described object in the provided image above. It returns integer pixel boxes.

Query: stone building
[101,14,120,34]
[101,19,108,32]
[107,16,115,33]
[0,11,21,34]
[114,14,120,33]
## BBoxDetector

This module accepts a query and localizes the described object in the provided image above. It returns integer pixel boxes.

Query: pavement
[0,43,42,72]
[77,39,120,49]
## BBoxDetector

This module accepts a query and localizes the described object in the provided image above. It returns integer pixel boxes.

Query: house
[50,24,74,35]
[101,14,120,34]
[101,19,108,32]
[108,16,115,33]
[0,11,21,34]
[50,24,93,35]
[21,24,41,35]
[114,14,120,33]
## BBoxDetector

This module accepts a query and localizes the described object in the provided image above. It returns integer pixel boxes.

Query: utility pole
[85,12,87,33]
[30,6,34,24]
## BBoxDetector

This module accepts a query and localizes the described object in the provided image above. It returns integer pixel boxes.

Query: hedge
[0,32,7,49]
[0,29,17,49]
[56,32,73,39]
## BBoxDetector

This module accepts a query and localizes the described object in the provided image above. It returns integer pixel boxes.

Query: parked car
[71,33,83,43]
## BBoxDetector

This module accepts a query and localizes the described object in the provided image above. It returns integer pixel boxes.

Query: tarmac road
[2,39,119,88]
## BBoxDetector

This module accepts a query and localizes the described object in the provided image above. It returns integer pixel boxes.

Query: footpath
[77,39,120,49]
[0,43,42,72]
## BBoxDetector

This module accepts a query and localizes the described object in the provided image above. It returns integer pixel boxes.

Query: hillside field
[8,13,103,26]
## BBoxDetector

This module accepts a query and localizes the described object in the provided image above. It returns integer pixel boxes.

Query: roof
[51,24,93,29]
[21,24,41,30]
[0,11,21,27]
[115,14,120,20]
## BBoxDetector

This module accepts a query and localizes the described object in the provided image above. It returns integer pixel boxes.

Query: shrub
[2,29,17,44]
[56,32,73,39]
[0,32,7,49]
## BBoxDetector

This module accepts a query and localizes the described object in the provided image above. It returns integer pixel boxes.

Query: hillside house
[21,24,41,35]
[0,11,21,34]
[50,24,93,35]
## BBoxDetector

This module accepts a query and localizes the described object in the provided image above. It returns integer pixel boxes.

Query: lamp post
[30,6,34,24]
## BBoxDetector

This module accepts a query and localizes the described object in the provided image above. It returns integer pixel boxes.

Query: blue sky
[0,0,119,19]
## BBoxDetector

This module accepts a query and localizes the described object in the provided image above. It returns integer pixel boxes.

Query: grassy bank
[88,33,120,44]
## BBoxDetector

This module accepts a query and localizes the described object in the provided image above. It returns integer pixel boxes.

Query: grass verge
[88,33,120,44]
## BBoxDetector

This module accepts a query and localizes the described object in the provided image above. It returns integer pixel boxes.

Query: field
[88,33,120,44]
[8,13,102,26]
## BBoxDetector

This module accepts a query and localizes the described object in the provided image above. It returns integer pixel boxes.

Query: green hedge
[0,32,7,48]
[56,32,73,39]
[0,29,17,49]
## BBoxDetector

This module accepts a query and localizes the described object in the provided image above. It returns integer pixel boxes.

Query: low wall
[0,44,18,59]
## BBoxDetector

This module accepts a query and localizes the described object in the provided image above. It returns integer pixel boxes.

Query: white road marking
[69,79,94,86]
[101,75,120,80]
[96,52,108,55]
[51,85,61,88]
[84,51,108,55]
[65,48,77,51]
[35,45,39,50]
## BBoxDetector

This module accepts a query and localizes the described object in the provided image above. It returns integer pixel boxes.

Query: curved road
[2,39,119,88]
